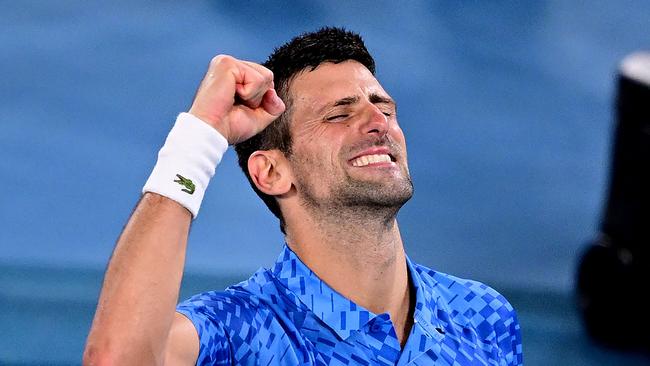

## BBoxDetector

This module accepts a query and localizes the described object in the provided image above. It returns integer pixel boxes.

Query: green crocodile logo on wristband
[174,174,195,195]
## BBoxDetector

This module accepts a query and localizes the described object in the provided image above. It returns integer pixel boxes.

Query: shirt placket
[363,314,402,365]
[397,313,446,365]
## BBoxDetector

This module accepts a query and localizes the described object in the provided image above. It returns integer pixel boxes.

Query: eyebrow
[318,93,395,114]
[333,96,360,107]
[369,93,395,106]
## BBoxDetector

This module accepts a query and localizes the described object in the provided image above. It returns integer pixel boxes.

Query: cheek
[292,143,327,170]
[390,125,408,161]
[293,117,329,145]
[391,124,407,144]
[292,143,342,179]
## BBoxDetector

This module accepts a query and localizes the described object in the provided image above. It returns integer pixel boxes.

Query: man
[84,28,523,365]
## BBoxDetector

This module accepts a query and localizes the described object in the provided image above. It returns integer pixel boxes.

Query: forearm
[83,54,283,365]
[84,192,191,365]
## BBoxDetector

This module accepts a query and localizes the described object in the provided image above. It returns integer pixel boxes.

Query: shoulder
[177,270,273,326]
[412,262,523,362]
[413,262,516,319]
[176,270,295,365]
[176,267,308,340]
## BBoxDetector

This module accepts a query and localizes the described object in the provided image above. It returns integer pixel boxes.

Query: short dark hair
[234,27,376,234]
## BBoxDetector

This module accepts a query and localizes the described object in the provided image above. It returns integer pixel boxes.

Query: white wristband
[143,113,229,218]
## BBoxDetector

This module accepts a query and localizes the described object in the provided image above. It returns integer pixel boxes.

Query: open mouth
[350,153,396,167]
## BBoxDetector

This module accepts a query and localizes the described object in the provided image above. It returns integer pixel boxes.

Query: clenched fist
[189,55,286,144]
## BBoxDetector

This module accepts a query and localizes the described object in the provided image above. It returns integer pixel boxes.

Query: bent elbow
[82,344,114,366]
[82,342,160,366]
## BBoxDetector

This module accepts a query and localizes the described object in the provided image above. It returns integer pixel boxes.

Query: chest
[229,317,505,366]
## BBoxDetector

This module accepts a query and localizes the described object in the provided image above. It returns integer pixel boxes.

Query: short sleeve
[177,292,232,365]
[503,306,523,366]
[491,294,523,366]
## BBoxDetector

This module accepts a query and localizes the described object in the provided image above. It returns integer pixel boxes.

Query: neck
[285,204,413,345]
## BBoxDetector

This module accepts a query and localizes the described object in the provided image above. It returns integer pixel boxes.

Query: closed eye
[326,114,348,121]
[379,107,396,118]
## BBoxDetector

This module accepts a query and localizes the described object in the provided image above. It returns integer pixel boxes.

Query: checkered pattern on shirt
[177,245,523,365]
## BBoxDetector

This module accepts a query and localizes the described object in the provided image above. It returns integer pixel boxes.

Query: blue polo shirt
[177,245,523,365]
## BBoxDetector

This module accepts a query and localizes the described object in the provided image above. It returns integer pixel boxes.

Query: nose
[361,103,389,135]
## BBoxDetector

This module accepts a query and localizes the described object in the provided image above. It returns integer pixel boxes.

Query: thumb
[260,89,286,117]
[236,89,286,139]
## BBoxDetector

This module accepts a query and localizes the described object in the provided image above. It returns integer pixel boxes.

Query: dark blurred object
[577,52,650,353]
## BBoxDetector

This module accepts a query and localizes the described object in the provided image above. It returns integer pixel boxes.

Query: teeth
[352,154,392,167]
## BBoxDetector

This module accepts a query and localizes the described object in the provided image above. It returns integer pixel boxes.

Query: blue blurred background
[2,1,649,365]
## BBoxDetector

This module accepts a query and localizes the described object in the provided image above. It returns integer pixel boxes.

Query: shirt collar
[270,244,378,340]
[270,244,444,340]
[405,255,446,337]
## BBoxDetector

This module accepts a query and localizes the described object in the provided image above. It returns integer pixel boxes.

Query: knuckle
[263,68,274,82]
[253,72,268,83]
[210,54,235,68]
[249,72,267,87]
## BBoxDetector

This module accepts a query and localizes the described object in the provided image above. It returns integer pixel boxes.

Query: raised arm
[83,55,285,366]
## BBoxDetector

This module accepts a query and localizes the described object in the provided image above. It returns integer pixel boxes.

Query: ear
[247,150,292,196]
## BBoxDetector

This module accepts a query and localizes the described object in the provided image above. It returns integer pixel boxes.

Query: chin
[343,179,414,207]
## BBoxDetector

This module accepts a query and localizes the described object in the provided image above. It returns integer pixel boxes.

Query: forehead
[288,60,388,115]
